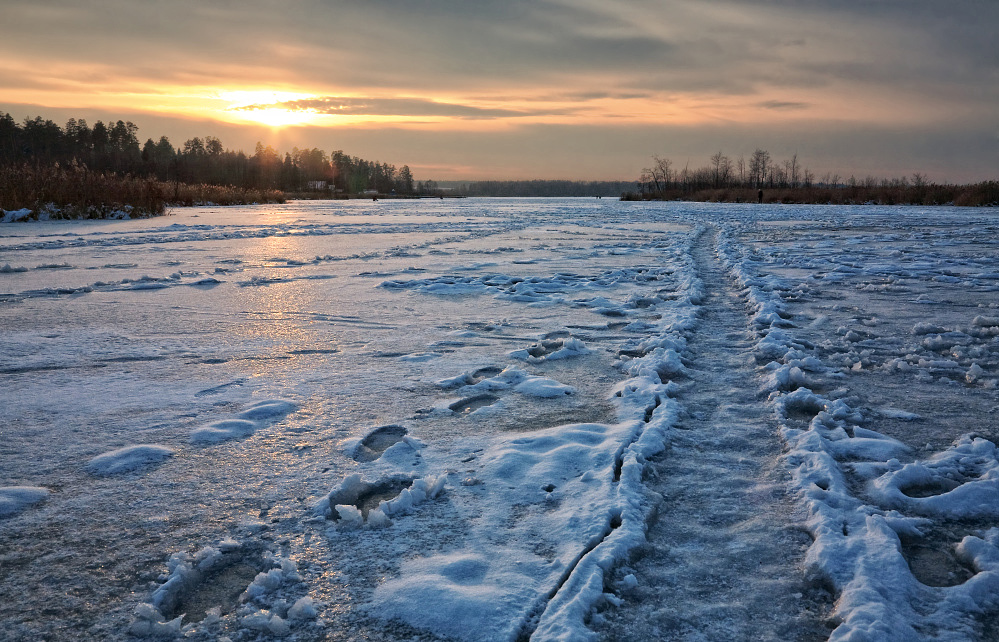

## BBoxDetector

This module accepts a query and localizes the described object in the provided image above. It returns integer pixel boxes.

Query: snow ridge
[716,225,999,641]
[528,226,703,640]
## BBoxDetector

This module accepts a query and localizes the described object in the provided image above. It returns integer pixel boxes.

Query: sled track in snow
[592,226,832,640]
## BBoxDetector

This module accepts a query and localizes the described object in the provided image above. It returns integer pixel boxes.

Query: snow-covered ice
[2,199,998,640]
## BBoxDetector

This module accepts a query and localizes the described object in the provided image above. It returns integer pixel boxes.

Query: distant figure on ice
[757,189,764,204]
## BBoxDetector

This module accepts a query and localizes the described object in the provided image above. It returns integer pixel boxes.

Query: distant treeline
[0,112,417,194]
[445,180,636,197]
[0,111,422,218]
[628,151,998,206]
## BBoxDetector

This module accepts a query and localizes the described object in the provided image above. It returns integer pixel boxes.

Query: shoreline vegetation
[0,111,426,221]
[623,151,998,206]
[0,164,288,222]
[620,182,999,207]
[2,113,996,220]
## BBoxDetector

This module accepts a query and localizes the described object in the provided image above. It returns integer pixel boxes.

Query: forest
[629,151,999,206]
[0,112,421,219]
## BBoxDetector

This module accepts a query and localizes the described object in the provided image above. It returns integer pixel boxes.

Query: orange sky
[2,0,996,181]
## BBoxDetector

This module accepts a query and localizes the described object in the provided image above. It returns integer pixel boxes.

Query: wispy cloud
[758,100,810,111]
[232,97,578,120]
[0,0,995,181]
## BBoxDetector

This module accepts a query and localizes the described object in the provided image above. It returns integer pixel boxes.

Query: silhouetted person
[757,189,764,204]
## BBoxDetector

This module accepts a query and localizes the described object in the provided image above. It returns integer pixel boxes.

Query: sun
[236,107,318,127]
[218,90,322,127]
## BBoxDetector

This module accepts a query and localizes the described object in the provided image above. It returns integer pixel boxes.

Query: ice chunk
[334,504,364,527]
[268,614,291,636]
[288,596,319,620]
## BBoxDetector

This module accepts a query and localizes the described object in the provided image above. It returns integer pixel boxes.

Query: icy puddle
[1,199,998,641]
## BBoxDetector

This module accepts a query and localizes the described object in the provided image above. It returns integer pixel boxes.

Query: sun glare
[219,90,320,127]
[236,107,318,127]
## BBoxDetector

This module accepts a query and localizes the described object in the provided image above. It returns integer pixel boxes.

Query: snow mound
[191,399,298,445]
[1,208,33,223]
[190,419,258,444]
[0,486,50,517]
[86,445,174,476]
[463,366,576,398]
[236,399,298,421]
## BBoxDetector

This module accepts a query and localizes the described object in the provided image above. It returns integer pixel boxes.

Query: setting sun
[219,90,321,127]
[233,106,319,127]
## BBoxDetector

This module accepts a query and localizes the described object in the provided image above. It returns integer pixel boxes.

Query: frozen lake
[2,198,998,641]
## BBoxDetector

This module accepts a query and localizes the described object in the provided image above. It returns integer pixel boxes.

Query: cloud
[0,0,995,181]
[758,101,810,111]
[232,97,578,120]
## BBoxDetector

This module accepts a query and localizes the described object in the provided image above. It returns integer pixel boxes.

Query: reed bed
[163,182,285,207]
[0,164,287,220]
[0,163,165,219]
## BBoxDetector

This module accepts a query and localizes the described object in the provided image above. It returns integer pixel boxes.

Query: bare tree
[641,155,674,195]
[749,149,770,188]
[710,151,731,187]
[654,155,673,190]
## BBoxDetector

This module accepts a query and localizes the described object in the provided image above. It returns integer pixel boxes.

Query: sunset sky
[2,0,996,182]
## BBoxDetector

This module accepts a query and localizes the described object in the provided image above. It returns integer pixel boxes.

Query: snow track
[592,227,829,639]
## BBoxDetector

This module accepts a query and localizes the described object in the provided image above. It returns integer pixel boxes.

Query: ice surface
[2,199,998,640]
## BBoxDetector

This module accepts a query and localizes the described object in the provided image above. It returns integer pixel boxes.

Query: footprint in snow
[194,378,247,398]
[136,539,314,634]
[449,394,500,414]
[316,473,446,528]
[438,366,575,417]
[353,425,409,462]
